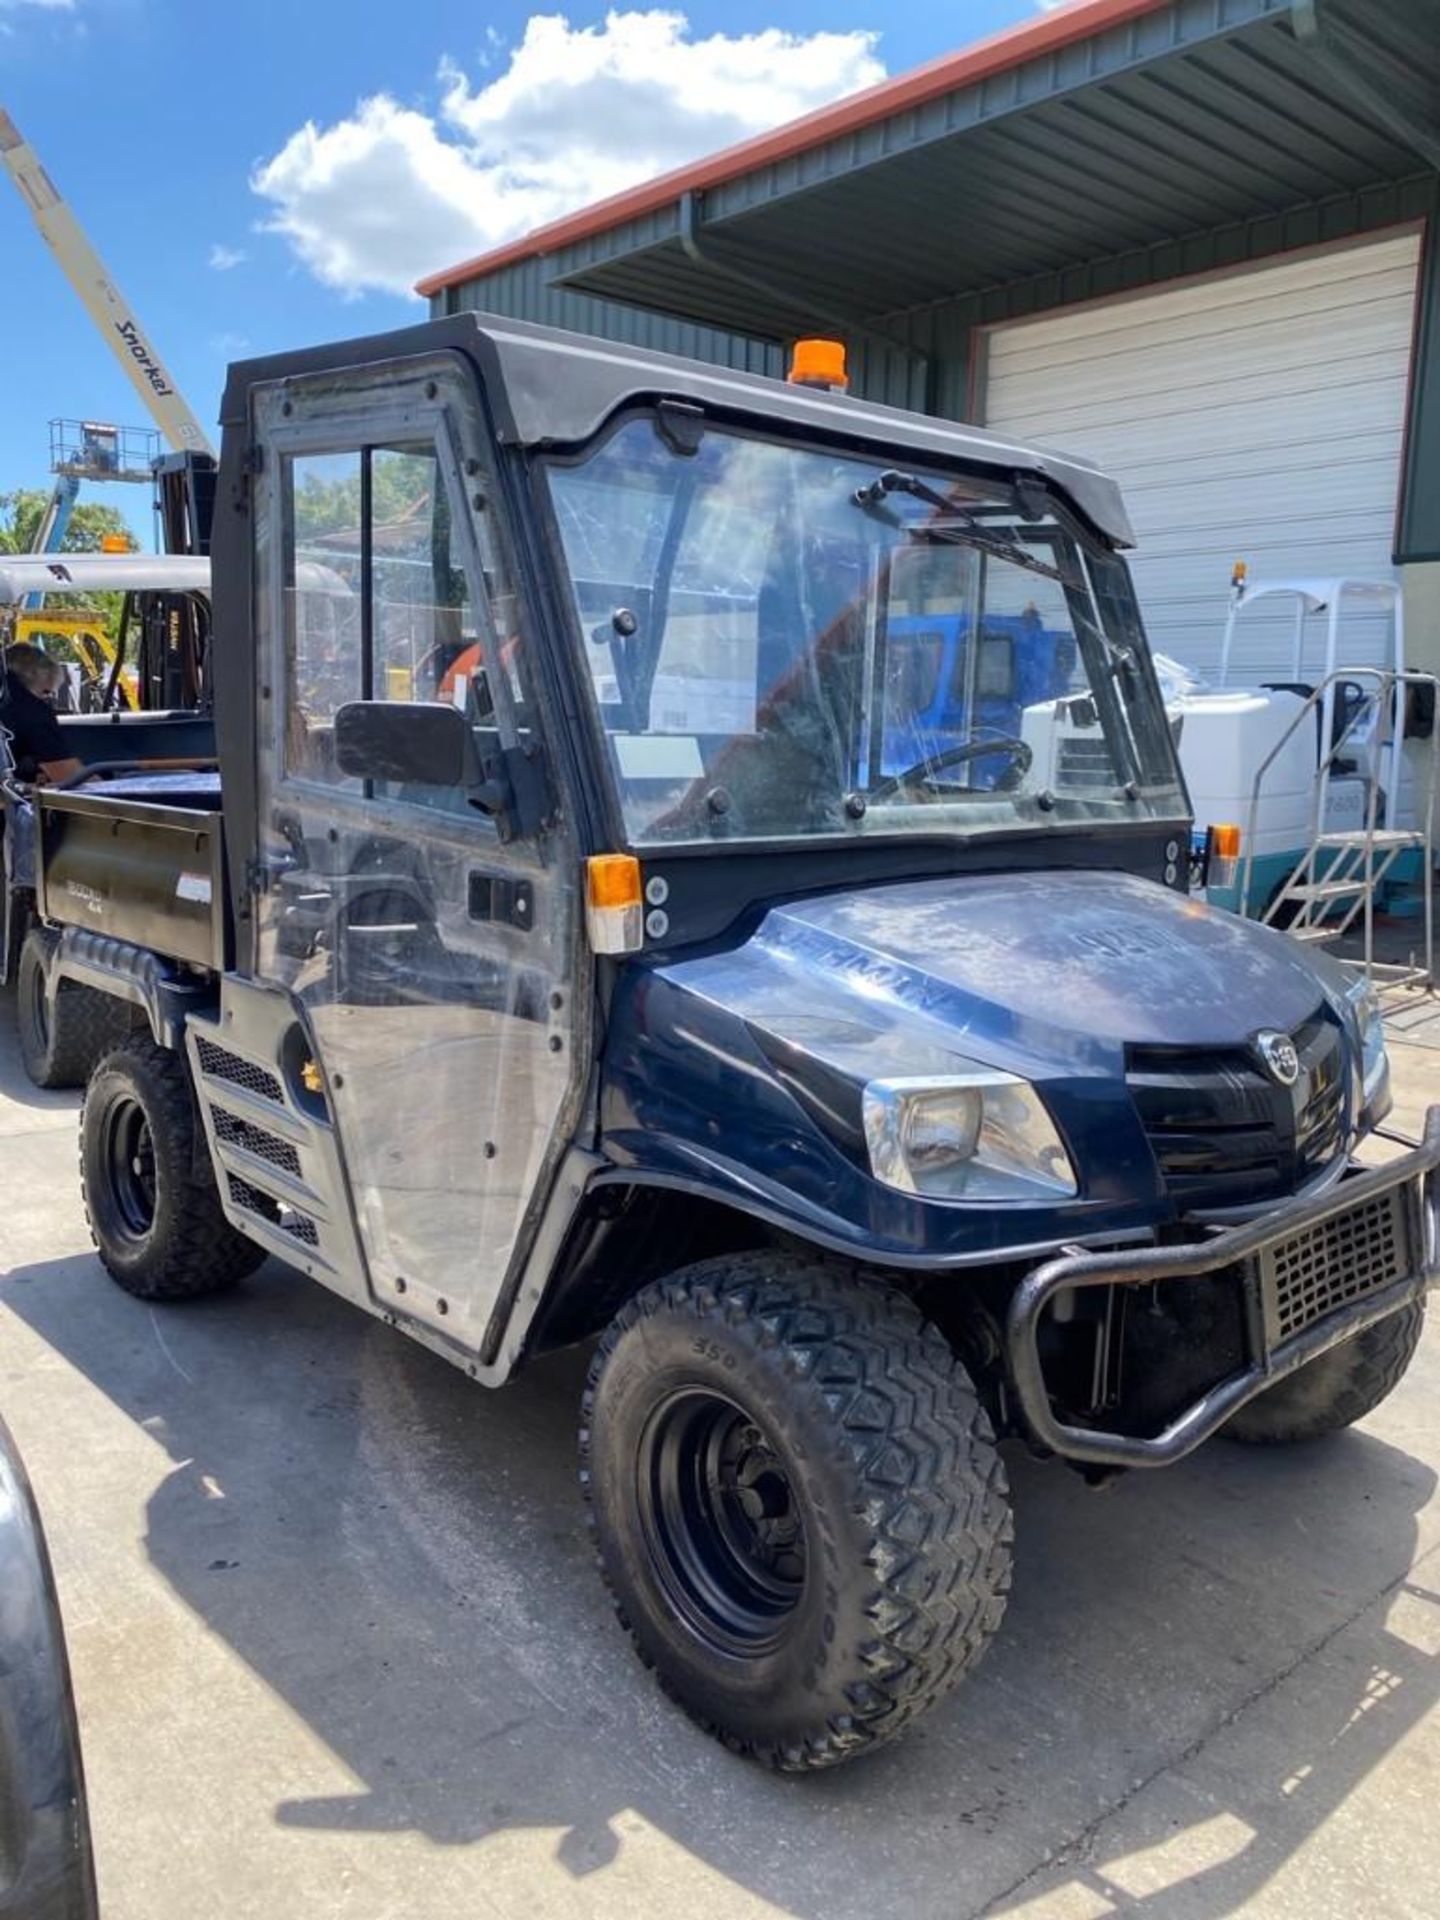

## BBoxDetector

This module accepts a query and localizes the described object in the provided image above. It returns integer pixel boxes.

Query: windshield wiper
[851,469,1064,582]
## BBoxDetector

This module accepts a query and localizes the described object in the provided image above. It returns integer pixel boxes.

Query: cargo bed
[36,771,226,972]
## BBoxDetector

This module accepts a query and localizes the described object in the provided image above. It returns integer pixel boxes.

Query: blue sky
[0,1,1053,543]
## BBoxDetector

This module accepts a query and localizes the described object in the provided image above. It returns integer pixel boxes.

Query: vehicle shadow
[4,1248,1438,1920]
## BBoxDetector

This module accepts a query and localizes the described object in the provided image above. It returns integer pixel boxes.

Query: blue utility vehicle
[25,315,1437,1770]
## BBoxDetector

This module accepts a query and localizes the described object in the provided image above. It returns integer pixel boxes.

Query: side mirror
[334,699,477,787]
[332,700,528,834]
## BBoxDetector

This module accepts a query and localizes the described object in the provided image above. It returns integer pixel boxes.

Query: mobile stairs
[1225,577,1435,988]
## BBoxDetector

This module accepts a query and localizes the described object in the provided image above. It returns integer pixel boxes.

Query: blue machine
[881,608,1075,783]
[20,473,79,610]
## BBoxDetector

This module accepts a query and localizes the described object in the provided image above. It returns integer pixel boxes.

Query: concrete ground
[2,993,1439,1920]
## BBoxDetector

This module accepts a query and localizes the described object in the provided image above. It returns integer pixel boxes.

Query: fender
[590,1135,1154,1272]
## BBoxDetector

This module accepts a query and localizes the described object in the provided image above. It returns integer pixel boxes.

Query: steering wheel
[868,734,1033,801]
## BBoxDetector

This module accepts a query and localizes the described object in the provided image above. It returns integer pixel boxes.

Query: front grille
[212,1108,301,1176]
[1262,1190,1410,1343]
[1296,1024,1346,1170]
[196,1037,283,1106]
[1129,1012,1347,1208]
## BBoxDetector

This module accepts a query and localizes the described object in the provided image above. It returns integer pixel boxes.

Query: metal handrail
[1237,666,1437,987]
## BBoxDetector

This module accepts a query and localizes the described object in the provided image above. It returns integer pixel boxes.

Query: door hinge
[242,443,265,476]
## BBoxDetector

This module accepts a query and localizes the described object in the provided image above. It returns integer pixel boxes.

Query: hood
[661,870,1339,1082]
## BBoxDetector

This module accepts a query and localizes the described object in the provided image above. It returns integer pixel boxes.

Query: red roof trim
[416,0,1176,298]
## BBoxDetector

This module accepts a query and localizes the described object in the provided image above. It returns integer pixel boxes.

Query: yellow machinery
[10,605,140,711]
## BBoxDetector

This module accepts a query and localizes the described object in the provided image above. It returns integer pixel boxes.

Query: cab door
[248,354,586,1357]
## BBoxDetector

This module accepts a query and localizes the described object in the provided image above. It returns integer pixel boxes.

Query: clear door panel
[251,361,583,1352]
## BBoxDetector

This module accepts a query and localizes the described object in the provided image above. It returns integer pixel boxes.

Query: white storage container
[1177,688,1311,855]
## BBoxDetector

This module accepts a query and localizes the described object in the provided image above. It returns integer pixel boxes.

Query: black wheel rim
[103,1096,157,1241]
[637,1388,807,1658]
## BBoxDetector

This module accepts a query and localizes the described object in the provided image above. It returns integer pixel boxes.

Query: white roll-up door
[981,233,1421,680]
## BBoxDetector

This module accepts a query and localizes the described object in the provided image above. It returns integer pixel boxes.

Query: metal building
[420,0,1440,677]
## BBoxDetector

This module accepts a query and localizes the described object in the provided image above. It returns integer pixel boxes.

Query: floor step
[1285,925,1341,943]
[1312,829,1424,851]
[1283,879,1368,903]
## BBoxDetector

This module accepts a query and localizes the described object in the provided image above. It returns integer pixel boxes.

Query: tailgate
[36,788,225,971]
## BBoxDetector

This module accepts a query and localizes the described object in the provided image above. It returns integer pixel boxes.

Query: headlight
[1344,974,1389,1112]
[862,1071,1077,1202]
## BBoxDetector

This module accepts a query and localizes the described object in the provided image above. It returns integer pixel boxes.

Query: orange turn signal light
[1210,822,1242,860]
[100,533,130,553]
[587,853,641,910]
[787,338,848,391]
[586,854,644,954]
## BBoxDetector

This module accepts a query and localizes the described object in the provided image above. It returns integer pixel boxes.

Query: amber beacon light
[787,338,849,390]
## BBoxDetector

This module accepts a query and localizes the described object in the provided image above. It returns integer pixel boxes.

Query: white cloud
[0,1,75,11]
[208,243,247,271]
[251,9,885,299]
[210,330,252,359]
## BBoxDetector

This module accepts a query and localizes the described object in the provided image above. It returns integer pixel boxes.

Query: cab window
[281,439,515,812]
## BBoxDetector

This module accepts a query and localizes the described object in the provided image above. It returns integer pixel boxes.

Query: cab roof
[221,310,1136,548]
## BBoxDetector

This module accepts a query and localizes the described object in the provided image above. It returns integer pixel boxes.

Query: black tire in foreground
[581,1255,1013,1770]
[16,929,133,1091]
[80,1039,266,1300]
[1225,1301,1425,1444]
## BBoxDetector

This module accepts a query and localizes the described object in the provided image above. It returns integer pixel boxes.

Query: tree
[0,488,138,555]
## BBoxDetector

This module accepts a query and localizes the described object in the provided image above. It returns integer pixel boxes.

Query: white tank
[1177,688,1312,856]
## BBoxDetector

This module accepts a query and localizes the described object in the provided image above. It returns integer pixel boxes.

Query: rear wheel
[582,1255,1012,1769]
[81,1039,265,1300]
[1225,1302,1425,1444]
[16,928,132,1090]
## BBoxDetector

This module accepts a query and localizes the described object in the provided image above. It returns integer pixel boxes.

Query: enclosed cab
[36,314,1438,1770]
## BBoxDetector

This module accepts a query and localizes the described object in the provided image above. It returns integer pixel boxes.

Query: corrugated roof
[416,0,1175,298]
[421,0,1438,351]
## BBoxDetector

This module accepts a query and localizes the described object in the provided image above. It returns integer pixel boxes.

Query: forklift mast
[153,452,216,557]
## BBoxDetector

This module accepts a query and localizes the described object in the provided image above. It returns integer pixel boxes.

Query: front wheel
[1224,1301,1426,1444]
[581,1256,1013,1770]
[81,1039,266,1300]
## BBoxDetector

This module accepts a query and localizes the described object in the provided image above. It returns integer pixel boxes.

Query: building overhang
[424,0,1439,343]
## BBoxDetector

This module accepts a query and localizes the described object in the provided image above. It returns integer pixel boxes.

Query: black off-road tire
[581,1255,1013,1771]
[17,928,133,1090]
[80,1038,266,1300]
[1225,1301,1426,1445]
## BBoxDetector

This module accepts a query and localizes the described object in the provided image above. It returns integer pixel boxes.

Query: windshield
[545,417,1185,846]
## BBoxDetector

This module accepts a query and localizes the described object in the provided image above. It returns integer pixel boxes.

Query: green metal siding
[433,256,781,378]
[1399,188,1440,564]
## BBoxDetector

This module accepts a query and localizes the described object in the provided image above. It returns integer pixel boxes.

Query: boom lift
[0,106,218,555]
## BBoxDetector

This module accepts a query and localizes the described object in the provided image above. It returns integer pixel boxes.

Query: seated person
[1,643,83,785]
